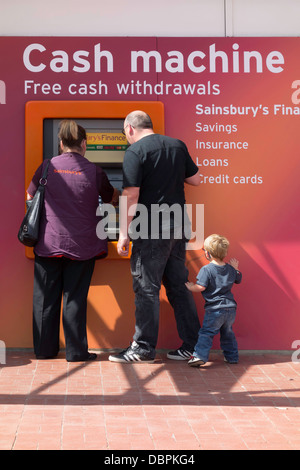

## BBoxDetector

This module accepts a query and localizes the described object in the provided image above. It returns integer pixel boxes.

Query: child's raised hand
[229,258,239,270]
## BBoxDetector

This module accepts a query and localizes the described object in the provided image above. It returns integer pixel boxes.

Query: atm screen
[44,118,127,158]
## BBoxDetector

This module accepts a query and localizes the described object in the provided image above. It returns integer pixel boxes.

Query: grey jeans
[130,236,200,358]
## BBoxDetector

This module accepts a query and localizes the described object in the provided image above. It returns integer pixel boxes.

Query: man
[109,110,201,363]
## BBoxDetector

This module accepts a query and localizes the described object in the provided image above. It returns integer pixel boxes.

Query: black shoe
[167,347,192,361]
[108,342,155,363]
[67,353,97,362]
[36,355,57,360]
[224,357,238,364]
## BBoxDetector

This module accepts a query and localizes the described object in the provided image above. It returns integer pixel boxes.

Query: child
[185,234,242,367]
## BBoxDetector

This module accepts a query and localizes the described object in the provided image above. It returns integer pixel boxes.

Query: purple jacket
[27,153,114,260]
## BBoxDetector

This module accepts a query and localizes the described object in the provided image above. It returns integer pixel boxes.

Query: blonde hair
[204,234,230,261]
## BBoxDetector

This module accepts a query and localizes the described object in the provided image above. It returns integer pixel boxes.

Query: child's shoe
[188,356,206,367]
[224,357,238,364]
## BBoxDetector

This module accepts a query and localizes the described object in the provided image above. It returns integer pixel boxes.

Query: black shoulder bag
[18,159,50,247]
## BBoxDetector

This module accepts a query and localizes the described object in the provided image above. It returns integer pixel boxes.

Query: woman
[27,120,119,361]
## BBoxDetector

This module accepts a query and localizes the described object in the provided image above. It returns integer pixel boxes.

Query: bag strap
[39,159,50,186]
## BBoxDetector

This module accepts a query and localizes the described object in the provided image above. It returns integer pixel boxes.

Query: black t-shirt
[122,134,198,237]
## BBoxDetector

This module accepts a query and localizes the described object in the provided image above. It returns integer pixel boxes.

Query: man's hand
[117,236,130,256]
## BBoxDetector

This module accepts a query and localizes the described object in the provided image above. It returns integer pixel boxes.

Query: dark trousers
[131,236,201,358]
[33,255,95,361]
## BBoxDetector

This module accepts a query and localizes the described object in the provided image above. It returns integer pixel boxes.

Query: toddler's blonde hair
[204,234,230,261]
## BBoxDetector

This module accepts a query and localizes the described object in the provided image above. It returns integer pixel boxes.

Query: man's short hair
[125,111,153,130]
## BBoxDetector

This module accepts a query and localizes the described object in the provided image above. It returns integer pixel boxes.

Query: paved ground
[1,350,300,450]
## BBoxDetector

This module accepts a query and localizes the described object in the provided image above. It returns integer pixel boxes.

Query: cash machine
[24,100,165,259]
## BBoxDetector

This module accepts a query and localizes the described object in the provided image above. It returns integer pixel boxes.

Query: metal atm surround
[24,100,165,259]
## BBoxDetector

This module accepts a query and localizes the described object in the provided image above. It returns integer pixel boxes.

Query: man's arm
[117,186,140,256]
[185,171,201,186]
